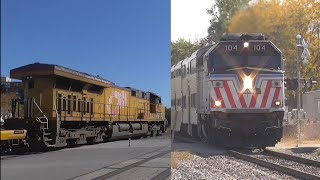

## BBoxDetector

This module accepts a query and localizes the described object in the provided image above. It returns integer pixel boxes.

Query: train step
[44,133,51,136]
[44,138,53,142]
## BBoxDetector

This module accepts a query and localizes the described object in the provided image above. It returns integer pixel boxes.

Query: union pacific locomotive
[2,63,166,151]
[171,33,284,148]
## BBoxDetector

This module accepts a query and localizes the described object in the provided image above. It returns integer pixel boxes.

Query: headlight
[274,100,281,106]
[243,76,253,90]
[244,42,249,48]
[215,100,221,107]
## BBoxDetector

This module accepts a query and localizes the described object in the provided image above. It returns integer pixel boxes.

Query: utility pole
[295,34,311,146]
[296,34,302,146]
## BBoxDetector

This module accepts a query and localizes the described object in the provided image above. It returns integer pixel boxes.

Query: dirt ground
[277,122,320,148]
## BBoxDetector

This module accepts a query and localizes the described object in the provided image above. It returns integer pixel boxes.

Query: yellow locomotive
[3,63,166,149]
[0,129,28,152]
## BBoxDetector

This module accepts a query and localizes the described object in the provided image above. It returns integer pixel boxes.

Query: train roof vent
[220,33,242,41]
[220,33,267,41]
[241,33,266,41]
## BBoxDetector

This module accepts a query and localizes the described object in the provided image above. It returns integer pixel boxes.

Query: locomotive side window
[182,96,186,108]
[63,97,66,111]
[58,94,62,113]
[87,101,90,113]
[90,98,94,115]
[67,95,71,114]
[73,96,77,111]
[83,98,86,115]
[190,59,196,74]
[78,99,81,112]
[182,65,186,78]
[191,93,196,108]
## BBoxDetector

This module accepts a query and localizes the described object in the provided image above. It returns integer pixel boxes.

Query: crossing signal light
[284,78,298,90]
[303,78,317,91]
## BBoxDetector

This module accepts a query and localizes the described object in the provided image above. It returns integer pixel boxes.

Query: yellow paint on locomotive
[10,64,165,125]
[0,130,27,141]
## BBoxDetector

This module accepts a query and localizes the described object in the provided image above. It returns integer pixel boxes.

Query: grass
[171,151,192,169]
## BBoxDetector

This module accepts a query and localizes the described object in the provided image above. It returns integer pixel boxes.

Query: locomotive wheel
[150,130,154,137]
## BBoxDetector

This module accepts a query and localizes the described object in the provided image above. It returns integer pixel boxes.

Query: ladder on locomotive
[33,99,49,130]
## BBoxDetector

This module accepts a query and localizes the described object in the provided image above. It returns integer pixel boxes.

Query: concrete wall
[302,90,320,121]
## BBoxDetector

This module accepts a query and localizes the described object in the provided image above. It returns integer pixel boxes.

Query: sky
[1,0,171,107]
[171,0,213,42]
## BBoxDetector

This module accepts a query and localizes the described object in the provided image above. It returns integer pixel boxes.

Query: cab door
[81,94,91,121]
[55,90,70,121]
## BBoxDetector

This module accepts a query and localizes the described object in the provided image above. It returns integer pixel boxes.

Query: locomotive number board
[215,41,280,56]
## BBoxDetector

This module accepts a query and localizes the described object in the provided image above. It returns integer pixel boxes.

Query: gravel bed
[171,154,297,180]
[254,154,320,176]
[283,149,320,162]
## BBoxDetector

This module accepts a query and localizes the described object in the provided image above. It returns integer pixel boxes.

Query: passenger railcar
[3,63,166,149]
[171,33,284,148]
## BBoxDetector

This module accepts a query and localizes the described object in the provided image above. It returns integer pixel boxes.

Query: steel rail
[264,149,320,168]
[228,150,320,180]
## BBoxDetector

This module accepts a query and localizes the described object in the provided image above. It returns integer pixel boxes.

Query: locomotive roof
[10,63,114,87]
[220,33,267,41]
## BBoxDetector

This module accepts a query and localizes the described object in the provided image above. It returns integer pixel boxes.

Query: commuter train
[2,63,166,151]
[171,33,284,148]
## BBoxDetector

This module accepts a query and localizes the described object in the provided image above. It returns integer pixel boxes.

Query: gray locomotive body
[172,34,285,148]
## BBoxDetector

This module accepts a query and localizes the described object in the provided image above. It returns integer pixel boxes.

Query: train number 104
[225,45,238,51]
[253,44,266,51]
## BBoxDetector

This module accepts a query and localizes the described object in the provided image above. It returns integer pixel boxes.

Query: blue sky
[1,0,171,107]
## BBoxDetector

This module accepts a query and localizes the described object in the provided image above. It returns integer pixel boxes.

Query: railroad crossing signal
[300,39,311,60]
[303,78,317,91]
[285,78,317,91]
[285,78,298,90]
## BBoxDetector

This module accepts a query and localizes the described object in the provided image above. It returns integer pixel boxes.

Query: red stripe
[272,87,281,107]
[261,80,272,108]
[223,80,236,108]
[249,93,258,108]
[214,87,225,108]
[238,93,246,108]
[211,97,215,108]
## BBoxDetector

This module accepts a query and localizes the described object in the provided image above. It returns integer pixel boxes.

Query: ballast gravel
[171,154,297,180]
[284,149,320,162]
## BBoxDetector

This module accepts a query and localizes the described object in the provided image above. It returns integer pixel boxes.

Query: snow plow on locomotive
[171,33,284,148]
[2,63,166,151]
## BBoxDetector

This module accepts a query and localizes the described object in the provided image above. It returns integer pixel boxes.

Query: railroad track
[229,149,320,180]
[70,147,171,180]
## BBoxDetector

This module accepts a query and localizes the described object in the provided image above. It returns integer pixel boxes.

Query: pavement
[1,133,171,180]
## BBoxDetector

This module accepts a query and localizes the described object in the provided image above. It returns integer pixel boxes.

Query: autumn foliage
[228,0,320,82]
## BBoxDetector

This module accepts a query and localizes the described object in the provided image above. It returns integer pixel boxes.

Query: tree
[171,39,200,66]
[228,0,320,108]
[206,0,250,44]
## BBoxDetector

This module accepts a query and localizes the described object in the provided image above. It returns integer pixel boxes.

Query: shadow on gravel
[289,147,319,154]
[172,136,227,158]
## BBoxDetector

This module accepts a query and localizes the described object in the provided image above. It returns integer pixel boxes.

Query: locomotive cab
[201,33,285,148]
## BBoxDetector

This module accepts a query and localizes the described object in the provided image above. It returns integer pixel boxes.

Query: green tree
[171,39,200,66]
[206,0,250,44]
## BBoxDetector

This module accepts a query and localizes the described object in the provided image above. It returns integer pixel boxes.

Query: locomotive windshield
[208,41,282,71]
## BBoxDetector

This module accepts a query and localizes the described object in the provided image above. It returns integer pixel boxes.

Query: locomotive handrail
[33,99,49,130]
